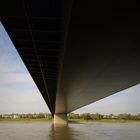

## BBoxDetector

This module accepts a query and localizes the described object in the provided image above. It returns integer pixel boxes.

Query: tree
[117,114,131,120]
[81,113,92,120]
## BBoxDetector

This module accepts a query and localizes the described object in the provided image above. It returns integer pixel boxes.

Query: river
[0,123,140,140]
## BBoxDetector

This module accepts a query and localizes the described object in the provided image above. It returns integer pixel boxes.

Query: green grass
[68,119,140,124]
[0,118,140,124]
[0,118,52,123]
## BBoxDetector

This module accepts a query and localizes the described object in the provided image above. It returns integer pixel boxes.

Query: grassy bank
[68,119,140,124]
[0,118,140,124]
[0,118,52,123]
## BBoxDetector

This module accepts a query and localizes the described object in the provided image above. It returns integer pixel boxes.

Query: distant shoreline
[0,118,52,124]
[0,118,140,124]
[69,119,140,124]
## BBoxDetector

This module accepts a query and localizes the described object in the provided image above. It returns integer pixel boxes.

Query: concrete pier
[54,113,68,125]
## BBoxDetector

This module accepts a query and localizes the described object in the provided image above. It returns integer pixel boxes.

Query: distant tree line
[68,113,140,120]
[0,113,52,119]
[1,113,140,120]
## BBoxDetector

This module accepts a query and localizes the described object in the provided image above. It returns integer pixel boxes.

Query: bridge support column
[54,113,67,125]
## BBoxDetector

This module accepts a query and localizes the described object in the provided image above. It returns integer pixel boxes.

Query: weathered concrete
[54,114,68,125]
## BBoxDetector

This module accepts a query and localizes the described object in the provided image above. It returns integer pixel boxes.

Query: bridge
[1,0,140,125]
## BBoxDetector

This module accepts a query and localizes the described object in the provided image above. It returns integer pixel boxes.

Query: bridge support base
[54,113,67,125]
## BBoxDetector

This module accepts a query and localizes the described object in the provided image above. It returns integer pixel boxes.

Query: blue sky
[0,22,140,115]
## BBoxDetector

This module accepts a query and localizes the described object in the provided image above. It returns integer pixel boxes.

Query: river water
[0,123,140,140]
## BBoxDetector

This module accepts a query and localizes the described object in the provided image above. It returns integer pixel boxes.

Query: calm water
[0,123,140,140]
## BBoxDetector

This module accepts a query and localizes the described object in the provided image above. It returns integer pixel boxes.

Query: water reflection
[0,123,140,140]
[49,124,83,140]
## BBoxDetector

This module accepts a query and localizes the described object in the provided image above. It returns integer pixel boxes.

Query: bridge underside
[1,0,140,123]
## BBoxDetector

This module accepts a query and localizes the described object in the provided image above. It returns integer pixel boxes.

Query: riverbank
[0,118,140,124]
[0,118,52,123]
[69,119,140,124]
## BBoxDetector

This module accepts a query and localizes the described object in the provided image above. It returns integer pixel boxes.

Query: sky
[0,22,140,115]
